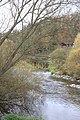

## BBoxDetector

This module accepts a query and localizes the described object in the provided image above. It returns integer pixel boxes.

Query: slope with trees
[0,0,80,118]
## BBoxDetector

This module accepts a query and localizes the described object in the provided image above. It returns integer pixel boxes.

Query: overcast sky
[0,0,79,33]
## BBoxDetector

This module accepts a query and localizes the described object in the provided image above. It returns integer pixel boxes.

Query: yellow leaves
[11,60,34,80]
[63,33,80,78]
[50,48,67,60]
[73,33,80,49]
[0,39,14,52]
[0,60,34,98]
[15,60,34,70]
[50,48,68,70]
[67,48,80,63]
[0,39,14,67]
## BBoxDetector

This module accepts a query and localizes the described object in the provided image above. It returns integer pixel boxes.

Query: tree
[0,0,80,116]
[73,32,80,48]
[49,48,68,74]
[0,0,80,77]
[63,33,80,78]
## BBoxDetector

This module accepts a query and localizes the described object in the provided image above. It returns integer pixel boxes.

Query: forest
[0,0,80,120]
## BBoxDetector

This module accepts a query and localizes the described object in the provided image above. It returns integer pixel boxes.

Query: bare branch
[0,1,9,7]
[0,0,80,76]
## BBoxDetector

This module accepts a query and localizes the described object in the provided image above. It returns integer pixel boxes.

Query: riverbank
[1,71,80,120]
[1,114,42,120]
[49,72,80,89]
[45,67,80,83]
[36,68,80,83]
[33,70,80,89]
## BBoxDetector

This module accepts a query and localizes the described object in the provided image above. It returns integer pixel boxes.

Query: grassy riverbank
[1,114,42,120]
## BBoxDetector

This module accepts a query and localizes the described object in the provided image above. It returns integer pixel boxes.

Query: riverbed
[32,71,80,120]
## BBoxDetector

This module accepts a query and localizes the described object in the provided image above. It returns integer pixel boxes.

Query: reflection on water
[42,99,80,120]
[33,71,80,120]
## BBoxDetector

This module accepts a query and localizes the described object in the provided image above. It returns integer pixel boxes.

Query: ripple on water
[42,99,80,120]
[33,71,80,120]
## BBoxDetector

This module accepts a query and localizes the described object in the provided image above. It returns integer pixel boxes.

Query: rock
[69,84,80,89]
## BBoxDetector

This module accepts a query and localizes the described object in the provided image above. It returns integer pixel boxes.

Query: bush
[63,33,80,79]
[0,38,36,114]
[1,114,41,120]
[0,40,35,98]
[0,39,14,68]
[15,60,34,73]
[0,60,35,98]
[63,48,80,78]
[73,33,80,49]
[49,48,68,74]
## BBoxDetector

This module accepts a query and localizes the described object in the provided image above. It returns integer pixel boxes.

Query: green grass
[48,65,61,74]
[1,114,42,120]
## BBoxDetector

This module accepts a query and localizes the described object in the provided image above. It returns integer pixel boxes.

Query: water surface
[33,71,80,120]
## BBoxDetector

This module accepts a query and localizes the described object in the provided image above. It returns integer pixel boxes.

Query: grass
[1,114,42,120]
[48,65,61,74]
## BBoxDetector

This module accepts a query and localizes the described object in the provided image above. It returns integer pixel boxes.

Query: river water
[32,71,80,120]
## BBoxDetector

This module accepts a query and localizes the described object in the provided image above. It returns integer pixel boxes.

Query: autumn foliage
[49,48,68,74]
[63,33,80,78]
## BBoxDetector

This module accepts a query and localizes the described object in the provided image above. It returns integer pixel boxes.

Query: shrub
[0,38,36,114]
[0,39,14,68]
[63,48,80,78]
[49,48,68,74]
[0,59,35,95]
[63,33,80,79]
[73,33,80,49]
[15,60,34,73]
[1,114,41,120]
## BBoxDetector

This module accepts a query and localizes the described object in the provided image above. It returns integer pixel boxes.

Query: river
[32,71,80,120]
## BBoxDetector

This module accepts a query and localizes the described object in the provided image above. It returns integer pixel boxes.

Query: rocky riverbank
[50,73,80,89]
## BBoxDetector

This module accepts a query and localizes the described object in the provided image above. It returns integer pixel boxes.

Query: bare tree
[0,0,80,116]
[0,0,80,77]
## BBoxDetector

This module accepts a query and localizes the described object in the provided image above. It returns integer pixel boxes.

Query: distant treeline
[7,12,80,56]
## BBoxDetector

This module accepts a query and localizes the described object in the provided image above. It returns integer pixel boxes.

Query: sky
[0,0,79,33]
